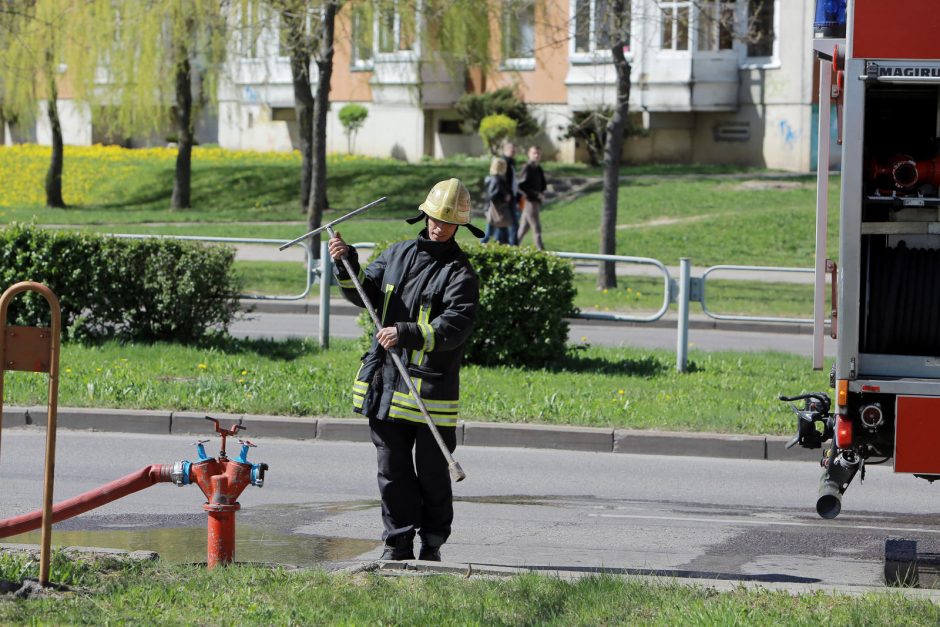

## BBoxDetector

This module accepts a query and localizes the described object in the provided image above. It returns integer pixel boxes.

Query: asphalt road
[229,310,836,356]
[3,429,937,588]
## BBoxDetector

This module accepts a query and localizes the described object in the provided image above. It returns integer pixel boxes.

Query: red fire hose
[0,464,173,539]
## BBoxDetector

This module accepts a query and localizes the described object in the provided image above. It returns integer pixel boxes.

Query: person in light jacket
[480,157,511,244]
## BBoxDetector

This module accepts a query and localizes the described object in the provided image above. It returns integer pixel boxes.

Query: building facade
[8,1,836,172]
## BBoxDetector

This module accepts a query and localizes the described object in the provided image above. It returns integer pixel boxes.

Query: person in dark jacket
[501,142,521,246]
[480,157,512,244]
[328,178,482,562]
[517,145,547,250]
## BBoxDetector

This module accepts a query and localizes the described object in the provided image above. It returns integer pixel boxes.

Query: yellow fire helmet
[406,178,485,238]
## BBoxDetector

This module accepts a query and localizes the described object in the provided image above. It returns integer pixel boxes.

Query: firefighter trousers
[369,417,458,548]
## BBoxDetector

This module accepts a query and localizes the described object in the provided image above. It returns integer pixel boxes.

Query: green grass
[2,145,600,224]
[234,261,316,297]
[0,550,132,588]
[80,174,839,270]
[0,563,936,625]
[1,339,825,434]
[541,175,841,266]
[1,145,822,269]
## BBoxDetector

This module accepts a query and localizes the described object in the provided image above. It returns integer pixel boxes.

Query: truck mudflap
[895,396,940,474]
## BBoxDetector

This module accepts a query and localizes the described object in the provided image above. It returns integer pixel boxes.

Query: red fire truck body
[789,0,940,518]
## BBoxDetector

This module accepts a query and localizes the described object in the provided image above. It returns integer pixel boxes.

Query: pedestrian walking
[328,178,482,562]
[501,141,521,245]
[517,145,547,250]
[480,157,512,244]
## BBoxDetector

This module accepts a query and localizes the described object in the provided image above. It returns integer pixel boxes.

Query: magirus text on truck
[782,0,940,519]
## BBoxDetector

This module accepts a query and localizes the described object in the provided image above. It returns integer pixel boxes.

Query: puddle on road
[5,527,379,567]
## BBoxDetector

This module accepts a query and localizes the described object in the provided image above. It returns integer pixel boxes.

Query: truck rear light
[835,415,853,448]
[836,379,848,408]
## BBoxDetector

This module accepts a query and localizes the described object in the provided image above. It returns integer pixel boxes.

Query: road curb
[463,422,613,452]
[26,407,172,435]
[614,429,765,459]
[3,406,818,463]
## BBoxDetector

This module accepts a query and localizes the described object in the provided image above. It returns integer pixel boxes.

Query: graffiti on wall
[778,119,799,148]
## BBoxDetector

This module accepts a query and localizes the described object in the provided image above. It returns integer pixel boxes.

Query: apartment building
[8,1,834,172]
[218,0,832,172]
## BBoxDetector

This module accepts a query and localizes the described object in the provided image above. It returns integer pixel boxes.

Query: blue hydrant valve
[236,439,257,464]
[193,439,210,461]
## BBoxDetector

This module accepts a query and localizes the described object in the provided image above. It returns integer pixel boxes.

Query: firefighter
[328,178,482,561]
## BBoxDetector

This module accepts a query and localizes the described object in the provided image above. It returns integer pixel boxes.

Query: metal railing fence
[106,233,824,372]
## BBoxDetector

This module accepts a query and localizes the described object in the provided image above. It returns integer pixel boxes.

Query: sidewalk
[3,405,819,464]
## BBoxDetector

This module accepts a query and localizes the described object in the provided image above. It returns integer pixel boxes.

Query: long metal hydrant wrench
[279,198,467,482]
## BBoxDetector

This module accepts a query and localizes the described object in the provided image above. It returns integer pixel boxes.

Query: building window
[575,0,627,54]
[503,0,535,61]
[661,1,690,51]
[378,0,414,54]
[746,0,774,57]
[350,3,373,67]
[241,3,263,58]
[697,0,734,51]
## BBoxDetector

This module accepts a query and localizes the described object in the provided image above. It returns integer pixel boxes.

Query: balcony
[370,54,465,107]
[566,52,740,113]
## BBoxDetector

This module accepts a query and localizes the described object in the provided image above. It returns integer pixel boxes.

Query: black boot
[380,534,415,561]
[418,545,441,561]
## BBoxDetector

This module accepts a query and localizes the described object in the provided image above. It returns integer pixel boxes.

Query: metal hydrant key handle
[327,225,466,482]
[278,197,388,251]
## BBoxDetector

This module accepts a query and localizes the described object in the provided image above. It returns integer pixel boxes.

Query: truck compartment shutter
[862,243,940,356]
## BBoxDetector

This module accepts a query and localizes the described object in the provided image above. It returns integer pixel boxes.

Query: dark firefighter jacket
[334,230,479,427]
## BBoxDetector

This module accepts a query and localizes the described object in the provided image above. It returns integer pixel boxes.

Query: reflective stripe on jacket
[335,230,479,426]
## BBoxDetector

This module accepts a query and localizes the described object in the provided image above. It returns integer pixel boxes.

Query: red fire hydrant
[171,417,268,568]
[0,415,267,571]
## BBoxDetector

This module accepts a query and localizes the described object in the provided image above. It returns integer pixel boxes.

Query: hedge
[0,224,240,342]
[354,241,577,367]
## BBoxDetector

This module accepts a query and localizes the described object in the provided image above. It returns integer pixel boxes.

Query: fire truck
[783,0,940,519]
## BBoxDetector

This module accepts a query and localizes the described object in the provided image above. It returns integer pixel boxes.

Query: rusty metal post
[0,282,62,587]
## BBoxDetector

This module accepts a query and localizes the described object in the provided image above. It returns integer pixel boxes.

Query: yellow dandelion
[64,367,72,373]
[198,363,207,370]
[618,389,624,395]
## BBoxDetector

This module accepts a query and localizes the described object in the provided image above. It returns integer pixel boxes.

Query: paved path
[3,430,937,594]
[231,307,836,356]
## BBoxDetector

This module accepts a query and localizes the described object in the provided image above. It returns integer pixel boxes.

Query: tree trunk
[171,37,194,209]
[286,8,314,219]
[597,30,632,290]
[307,1,337,256]
[45,60,65,208]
